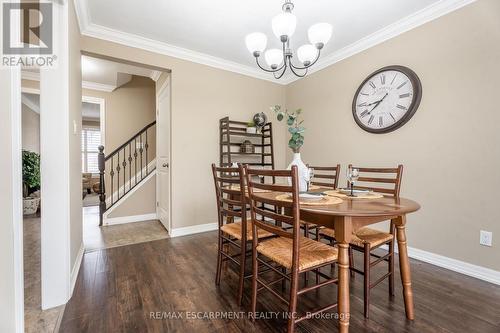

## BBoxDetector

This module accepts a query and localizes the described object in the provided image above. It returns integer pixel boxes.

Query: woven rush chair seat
[221,221,274,241]
[257,236,338,271]
[300,220,317,228]
[320,227,394,248]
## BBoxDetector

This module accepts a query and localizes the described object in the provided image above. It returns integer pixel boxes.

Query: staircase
[97,121,156,226]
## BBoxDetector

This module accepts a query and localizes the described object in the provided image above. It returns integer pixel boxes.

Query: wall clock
[352,65,422,134]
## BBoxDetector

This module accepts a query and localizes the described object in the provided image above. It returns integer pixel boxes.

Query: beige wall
[22,105,40,153]
[108,174,156,218]
[81,36,287,230]
[286,0,500,271]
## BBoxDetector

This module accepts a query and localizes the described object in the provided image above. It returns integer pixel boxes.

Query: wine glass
[307,168,315,191]
[346,167,360,196]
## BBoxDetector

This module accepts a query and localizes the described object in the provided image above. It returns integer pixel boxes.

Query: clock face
[353,66,422,133]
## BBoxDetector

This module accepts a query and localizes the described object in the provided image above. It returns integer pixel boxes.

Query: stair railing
[98,121,156,225]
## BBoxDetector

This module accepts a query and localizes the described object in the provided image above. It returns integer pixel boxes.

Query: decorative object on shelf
[245,0,332,79]
[252,112,268,133]
[240,140,255,154]
[353,65,422,133]
[22,150,41,215]
[271,105,309,191]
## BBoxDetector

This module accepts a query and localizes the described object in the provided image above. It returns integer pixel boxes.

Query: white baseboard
[381,244,500,286]
[70,243,84,296]
[170,222,218,238]
[104,213,158,226]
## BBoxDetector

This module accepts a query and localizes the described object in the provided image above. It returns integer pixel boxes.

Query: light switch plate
[480,230,493,247]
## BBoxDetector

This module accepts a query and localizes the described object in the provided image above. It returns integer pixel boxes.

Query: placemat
[275,194,343,206]
[324,190,384,200]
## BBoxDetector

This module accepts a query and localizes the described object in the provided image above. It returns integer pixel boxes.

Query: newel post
[98,145,106,226]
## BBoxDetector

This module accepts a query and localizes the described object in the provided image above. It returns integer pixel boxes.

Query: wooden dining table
[253,189,420,333]
[232,184,420,332]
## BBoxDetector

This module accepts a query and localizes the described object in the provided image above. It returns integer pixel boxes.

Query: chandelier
[245,0,332,79]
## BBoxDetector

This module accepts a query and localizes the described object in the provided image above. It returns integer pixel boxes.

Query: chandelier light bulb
[265,49,284,68]
[297,44,318,65]
[308,23,333,49]
[245,32,268,55]
[272,12,297,40]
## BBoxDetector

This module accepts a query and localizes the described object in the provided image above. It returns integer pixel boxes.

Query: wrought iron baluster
[128,143,132,192]
[117,151,121,200]
[139,134,144,181]
[122,147,126,195]
[134,138,138,186]
[110,157,114,206]
[145,128,149,175]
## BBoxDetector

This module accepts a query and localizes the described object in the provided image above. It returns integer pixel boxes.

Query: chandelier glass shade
[245,0,332,79]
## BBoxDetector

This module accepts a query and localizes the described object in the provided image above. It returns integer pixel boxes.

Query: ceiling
[77,0,474,83]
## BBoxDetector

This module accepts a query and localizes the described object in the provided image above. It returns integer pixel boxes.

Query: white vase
[287,153,309,192]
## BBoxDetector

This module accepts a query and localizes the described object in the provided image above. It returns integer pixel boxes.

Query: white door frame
[82,95,106,147]
[156,76,172,233]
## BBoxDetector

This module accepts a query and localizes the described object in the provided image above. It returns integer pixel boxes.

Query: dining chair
[320,164,403,318]
[246,165,339,333]
[303,164,341,240]
[211,164,273,305]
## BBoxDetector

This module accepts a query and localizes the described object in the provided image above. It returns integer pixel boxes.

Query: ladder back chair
[211,164,273,305]
[320,164,403,318]
[302,164,341,240]
[246,166,339,333]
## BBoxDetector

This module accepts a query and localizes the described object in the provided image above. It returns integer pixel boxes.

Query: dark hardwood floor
[60,232,500,333]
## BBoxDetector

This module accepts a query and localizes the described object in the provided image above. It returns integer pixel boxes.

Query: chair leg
[237,240,246,306]
[349,246,355,279]
[364,244,371,319]
[251,243,259,321]
[281,267,287,291]
[315,227,320,241]
[389,239,395,297]
[330,239,336,273]
[287,269,299,333]
[304,224,309,286]
[215,231,223,285]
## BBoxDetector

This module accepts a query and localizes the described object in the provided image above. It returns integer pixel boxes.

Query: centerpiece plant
[270,105,309,191]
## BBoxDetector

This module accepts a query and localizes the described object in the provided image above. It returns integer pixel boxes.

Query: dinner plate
[298,193,325,201]
[339,188,372,195]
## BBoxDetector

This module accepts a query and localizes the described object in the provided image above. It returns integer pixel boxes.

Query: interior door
[157,77,170,231]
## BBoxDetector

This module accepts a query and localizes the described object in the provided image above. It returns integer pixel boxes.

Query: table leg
[334,216,352,333]
[394,215,414,320]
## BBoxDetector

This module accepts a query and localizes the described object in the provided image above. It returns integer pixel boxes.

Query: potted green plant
[246,120,257,134]
[270,105,309,191]
[22,150,41,215]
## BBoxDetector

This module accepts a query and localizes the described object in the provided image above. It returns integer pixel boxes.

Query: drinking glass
[346,167,360,196]
[308,168,315,191]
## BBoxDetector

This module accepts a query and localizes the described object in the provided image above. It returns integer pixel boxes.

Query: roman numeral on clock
[380,74,386,85]
[357,102,368,107]
[399,93,411,98]
[397,81,408,89]
[360,110,369,118]
[368,115,375,125]
[379,116,383,127]
[397,104,408,111]
[390,113,396,122]
[369,81,376,89]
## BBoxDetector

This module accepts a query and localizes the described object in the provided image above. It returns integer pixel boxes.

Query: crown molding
[150,70,162,82]
[81,23,282,84]
[21,70,39,81]
[77,0,476,86]
[22,70,116,92]
[82,81,115,92]
[285,0,478,84]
